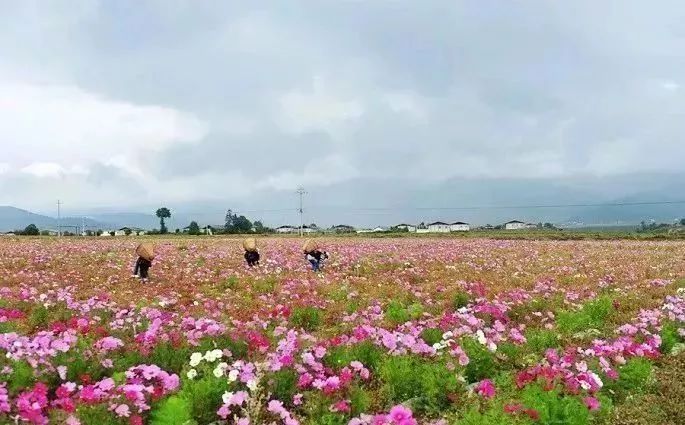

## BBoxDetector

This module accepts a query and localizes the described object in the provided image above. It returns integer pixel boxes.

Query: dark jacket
[305,250,326,261]
[134,257,152,276]
[244,250,260,265]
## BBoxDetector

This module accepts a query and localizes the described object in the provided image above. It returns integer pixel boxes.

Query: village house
[394,224,417,232]
[450,221,470,232]
[427,221,451,233]
[331,224,355,233]
[115,227,146,236]
[504,220,526,230]
[275,225,298,234]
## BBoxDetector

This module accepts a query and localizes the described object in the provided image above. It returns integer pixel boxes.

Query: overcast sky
[1,1,684,217]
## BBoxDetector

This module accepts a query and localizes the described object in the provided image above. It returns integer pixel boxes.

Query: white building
[504,220,526,230]
[301,225,316,234]
[427,221,451,233]
[115,227,146,236]
[276,225,297,234]
[450,221,470,232]
[395,224,417,232]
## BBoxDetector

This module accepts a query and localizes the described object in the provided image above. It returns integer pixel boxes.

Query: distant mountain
[0,206,108,232]
[2,172,683,230]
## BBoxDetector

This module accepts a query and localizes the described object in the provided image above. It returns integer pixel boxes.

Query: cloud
[2,0,685,215]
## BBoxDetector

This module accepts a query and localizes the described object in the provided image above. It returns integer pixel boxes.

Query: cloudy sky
[1,1,684,223]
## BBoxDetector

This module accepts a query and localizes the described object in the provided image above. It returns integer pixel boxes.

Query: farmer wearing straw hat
[132,243,154,282]
[243,238,260,267]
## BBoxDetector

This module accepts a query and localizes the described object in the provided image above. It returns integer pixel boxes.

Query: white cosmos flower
[204,349,223,362]
[476,330,487,345]
[222,391,234,404]
[189,353,203,367]
[228,369,239,382]
[247,379,258,391]
[186,369,198,380]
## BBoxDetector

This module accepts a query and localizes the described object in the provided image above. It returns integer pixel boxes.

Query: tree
[254,221,265,233]
[23,224,39,236]
[225,209,236,232]
[680,218,685,226]
[156,207,171,234]
[188,221,201,235]
[233,215,253,233]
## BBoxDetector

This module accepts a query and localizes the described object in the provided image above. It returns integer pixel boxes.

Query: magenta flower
[475,379,496,399]
[583,396,600,411]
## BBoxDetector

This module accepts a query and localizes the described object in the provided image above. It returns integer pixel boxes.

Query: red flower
[524,409,540,421]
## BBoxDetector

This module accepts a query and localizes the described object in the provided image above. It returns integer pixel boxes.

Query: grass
[556,296,614,335]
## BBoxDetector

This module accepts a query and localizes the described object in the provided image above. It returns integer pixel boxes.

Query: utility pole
[81,216,85,236]
[57,200,62,237]
[296,187,307,237]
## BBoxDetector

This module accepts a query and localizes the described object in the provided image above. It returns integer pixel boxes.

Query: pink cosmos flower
[475,379,496,399]
[583,396,600,411]
[114,404,131,417]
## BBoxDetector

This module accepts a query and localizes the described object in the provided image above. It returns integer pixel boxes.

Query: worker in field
[305,249,328,271]
[244,248,260,267]
[133,243,154,282]
[243,238,260,267]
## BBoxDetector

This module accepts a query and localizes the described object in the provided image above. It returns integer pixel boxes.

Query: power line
[57,200,62,238]
[228,199,685,215]
[296,187,307,237]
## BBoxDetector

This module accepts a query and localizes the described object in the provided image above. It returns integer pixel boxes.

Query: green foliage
[196,335,249,359]
[324,341,383,372]
[150,395,196,425]
[420,328,444,346]
[379,356,458,415]
[556,296,613,334]
[349,385,371,416]
[461,338,498,383]
[525,329,560,354]
[27,305,49,330]
[148,343,192,375]
[521,385,591,425]
[302,393,347,425]
[53,339,108,383]
[187,221,201,235]
[221,276,239,291]
[457,405,519,425]
[306,413,348,425]
[407,302,424,320]
[76,405,127,425]
[253,276,278,294]
[0,321,17,333]
[156,207,171,234]
[452,292,471,310]
[268,368,298,406]
[23,224,40,236]
[290,306,322,332]
[178,374,230,425]
[605,357,654,401]
[385,300,410,325]
[659,321,683,354]
[225,209,254,233]
[7,360,35,394]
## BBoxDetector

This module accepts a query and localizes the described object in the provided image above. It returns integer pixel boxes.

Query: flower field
[0,237,684,425]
